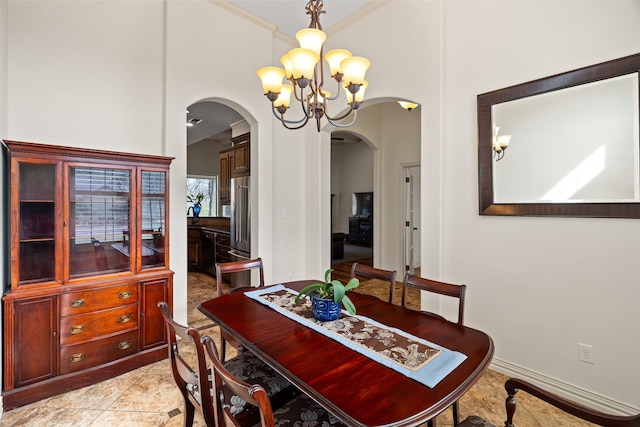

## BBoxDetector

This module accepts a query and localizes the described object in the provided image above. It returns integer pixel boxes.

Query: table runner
[245,285,467,388]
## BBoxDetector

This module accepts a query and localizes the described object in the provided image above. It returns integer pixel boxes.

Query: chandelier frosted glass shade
[296,28,326,56]
[341,57,370,86]
[325,49,352,78]
[257,67,287,102]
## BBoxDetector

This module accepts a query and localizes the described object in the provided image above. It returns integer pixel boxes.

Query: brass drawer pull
[69,353,85,363]
[70,299,86,308]
[118,340,132,350]
[118,291,132,299]
[118,315,132,324]
[70,325,85,335]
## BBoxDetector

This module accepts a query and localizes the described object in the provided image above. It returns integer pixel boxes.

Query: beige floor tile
[44,368,148,411]
[107,369,183,413]
[2,407,102,427]
[89,410,169,427]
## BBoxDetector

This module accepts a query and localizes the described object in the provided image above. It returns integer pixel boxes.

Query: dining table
[198,280,494,427]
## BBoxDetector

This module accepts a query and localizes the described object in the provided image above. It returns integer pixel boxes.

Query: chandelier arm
[281,114,311,130]
[271,104,309,125]
[323,79,342,101]
[323,101,356,122]
[300,90,315,118]
[290,79,305,103]
[326,109,358,128]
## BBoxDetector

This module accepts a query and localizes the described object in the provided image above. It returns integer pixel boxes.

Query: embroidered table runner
[245,285,467,388]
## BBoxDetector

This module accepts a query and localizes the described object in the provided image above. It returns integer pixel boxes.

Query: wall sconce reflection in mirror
[477,52,640,218]
[492,126,512,161]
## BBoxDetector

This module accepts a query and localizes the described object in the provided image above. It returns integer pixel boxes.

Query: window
[187,175,217,217]
[70,167,131,245]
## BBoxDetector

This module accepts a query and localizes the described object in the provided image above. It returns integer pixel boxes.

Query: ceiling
[227,0,373,39]
[186,0,373,145]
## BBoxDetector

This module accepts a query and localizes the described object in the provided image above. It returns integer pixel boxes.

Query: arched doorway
[324,99,421,277]
[185,99,258,292]
[330,130,374,268]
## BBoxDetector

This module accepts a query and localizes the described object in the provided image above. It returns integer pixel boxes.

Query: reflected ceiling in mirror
[478,53,640,218]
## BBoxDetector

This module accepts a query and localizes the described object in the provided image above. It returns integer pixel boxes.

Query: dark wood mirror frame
[478,52,640,218]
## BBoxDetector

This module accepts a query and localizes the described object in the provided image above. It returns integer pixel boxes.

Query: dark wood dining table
[198,280,494,427]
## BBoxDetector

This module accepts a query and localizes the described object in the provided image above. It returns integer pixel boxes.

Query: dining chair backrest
[202,335,274,427]
[402,273,466,427]
[215,257,265,361]
[91,237,109,271]
[505,378,640,427]
[157,302,216,427]
[215,257,265,297]
[401,274,466,326]
[350,262,397,304]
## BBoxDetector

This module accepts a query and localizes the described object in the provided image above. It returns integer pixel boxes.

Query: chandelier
[256,0,371,132]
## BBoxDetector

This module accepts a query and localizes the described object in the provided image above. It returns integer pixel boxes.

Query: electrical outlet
[579,343,594,364]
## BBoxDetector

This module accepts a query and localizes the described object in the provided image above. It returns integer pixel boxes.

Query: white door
[404,166,421,275]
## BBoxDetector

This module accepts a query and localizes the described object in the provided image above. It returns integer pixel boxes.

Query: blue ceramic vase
[311,294,341,321]
[192,204,201,217]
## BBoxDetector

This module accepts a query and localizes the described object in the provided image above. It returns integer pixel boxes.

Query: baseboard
[490,358,639,416]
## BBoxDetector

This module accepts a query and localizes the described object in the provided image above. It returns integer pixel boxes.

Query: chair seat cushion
[256,393,346,427]
[222,350,293,416]
[458,415,496,427]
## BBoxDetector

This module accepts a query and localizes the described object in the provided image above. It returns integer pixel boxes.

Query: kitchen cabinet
[2,140,174,410]
[200,228,230,277]
[219,133,250,206]
[201,229,216,275]
[231,133,250,177]
[219,149,232,205]
[215,231,231,266]
[188,227,201,271]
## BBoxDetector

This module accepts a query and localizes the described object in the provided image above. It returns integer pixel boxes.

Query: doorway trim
[402,162,421,276]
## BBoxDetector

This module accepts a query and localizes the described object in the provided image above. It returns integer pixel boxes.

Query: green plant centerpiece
[295,268,359,321]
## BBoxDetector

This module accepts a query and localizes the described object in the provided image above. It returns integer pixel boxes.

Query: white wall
[2,0,640,416]
[442,0,640,412]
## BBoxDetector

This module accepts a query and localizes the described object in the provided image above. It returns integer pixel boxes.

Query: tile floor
[0,272,597,426]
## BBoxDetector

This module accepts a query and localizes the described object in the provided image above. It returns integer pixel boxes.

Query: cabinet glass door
[140,170,166,269]
[68,166,132,277]
[17,162,57,284]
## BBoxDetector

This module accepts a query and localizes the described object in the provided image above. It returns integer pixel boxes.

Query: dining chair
[505,377,640,427]
[215,257,265,361]
[350,262,397,304]
[157,302,294,427]
[401,273,466,426]
[202,335,346,427]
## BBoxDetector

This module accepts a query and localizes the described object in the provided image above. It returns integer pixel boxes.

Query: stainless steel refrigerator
[229,175,251,285]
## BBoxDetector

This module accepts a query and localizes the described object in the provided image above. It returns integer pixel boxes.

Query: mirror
[478,53,640,218]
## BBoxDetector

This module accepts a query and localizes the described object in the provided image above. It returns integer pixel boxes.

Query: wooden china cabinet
[1,140,174,410]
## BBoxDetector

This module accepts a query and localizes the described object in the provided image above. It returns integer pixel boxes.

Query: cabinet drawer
[60,330,139,374]
[60,284,138,316]
[60,304,138,345]
[216,233,230,246]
